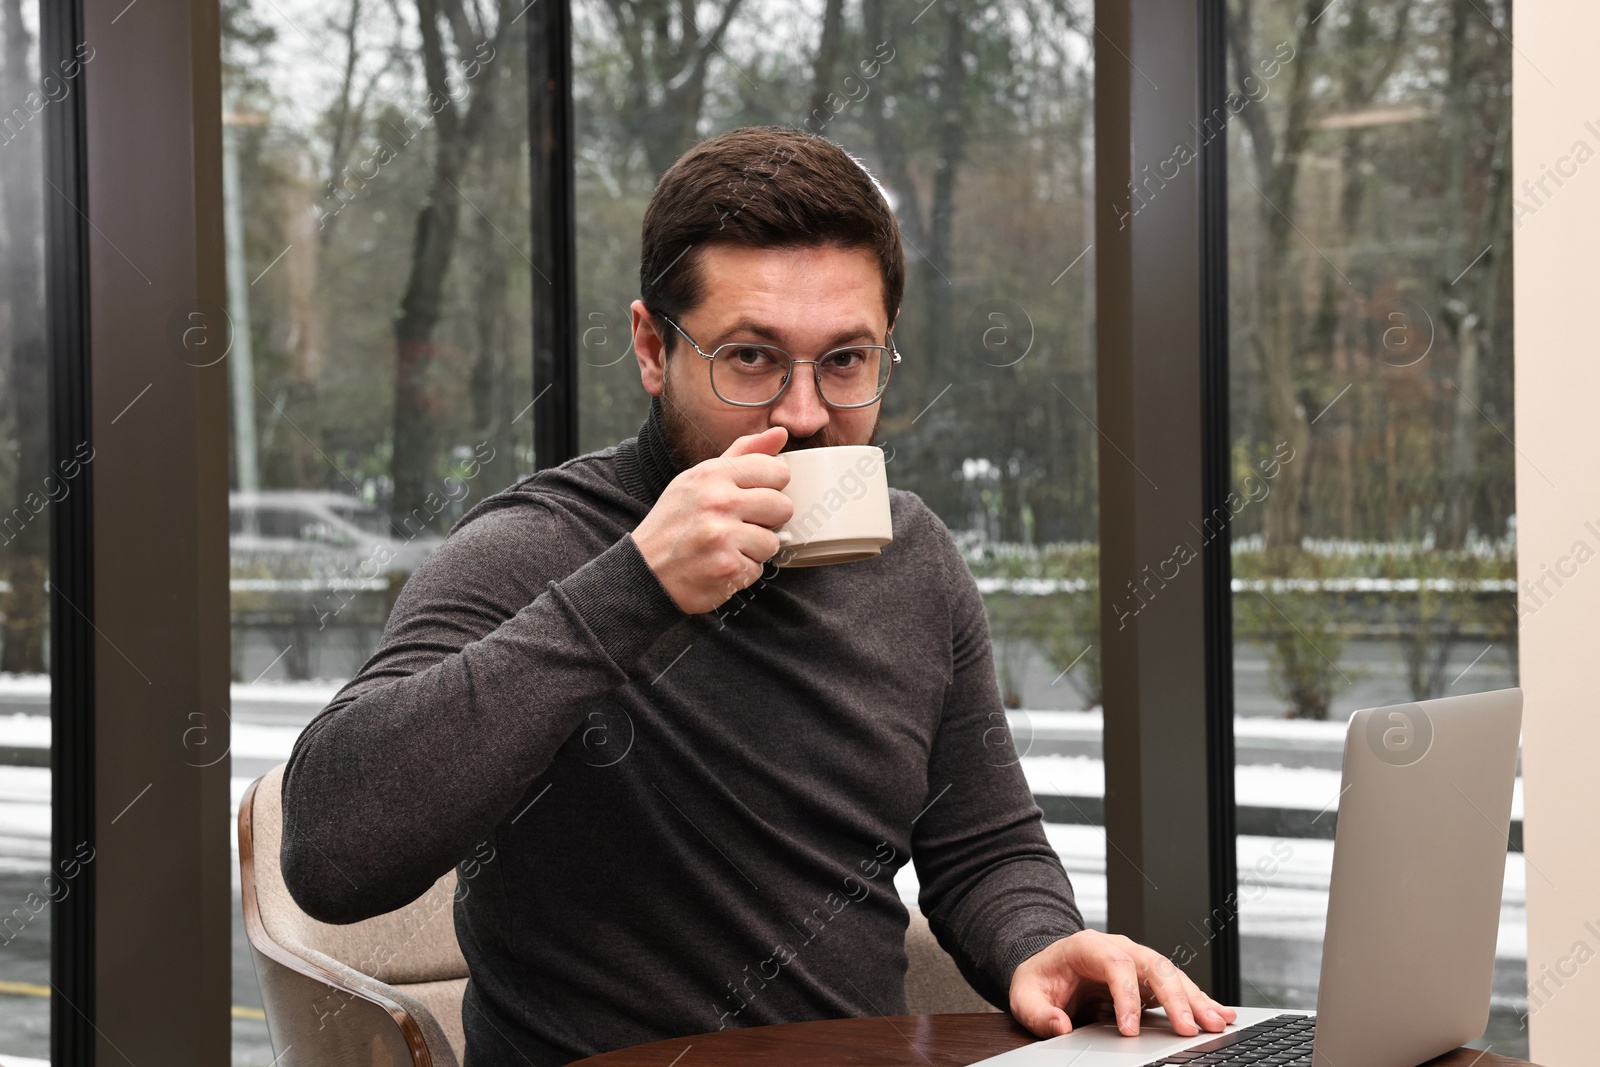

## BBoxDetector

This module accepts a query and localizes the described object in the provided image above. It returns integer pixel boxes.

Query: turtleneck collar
[617,394,688,506]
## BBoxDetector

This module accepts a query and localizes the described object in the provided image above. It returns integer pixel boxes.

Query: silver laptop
[974,687,1523,1067]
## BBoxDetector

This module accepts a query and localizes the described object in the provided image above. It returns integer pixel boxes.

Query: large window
[572,0,1105,926]
[221,0,1103,1058]
[1224,0,1520,1052]
[222,0,535,1058]
[3,0,1542,1057]
[0,0,56,1057]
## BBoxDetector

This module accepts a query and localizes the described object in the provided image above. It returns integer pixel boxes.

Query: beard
[658,363,881,469]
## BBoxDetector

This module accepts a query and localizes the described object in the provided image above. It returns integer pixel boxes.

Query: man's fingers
[1100,954,1144,1036]
[1137,951,1234,1034]
[737,486,795,529]
[1180,979,1236,1031]
[721,425,788,459]
[715,433,790,491]
[731,523,782,568]
[1009,980,1075,1039]
[1019,931,1238,1044]
[722,456,792,493]
[1139,956,1199,1037]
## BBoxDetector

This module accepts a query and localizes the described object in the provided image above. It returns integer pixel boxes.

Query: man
[281,126,1234,1065]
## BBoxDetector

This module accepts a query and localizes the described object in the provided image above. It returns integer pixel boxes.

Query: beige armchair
[240,765,470,1066]
[240,764,995,1067]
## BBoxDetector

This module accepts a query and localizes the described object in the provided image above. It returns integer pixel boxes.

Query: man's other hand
[1009,929,1237,1039]
[632,425,795,614]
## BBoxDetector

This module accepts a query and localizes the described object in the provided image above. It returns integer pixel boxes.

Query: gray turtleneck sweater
[280,398,1083,1065]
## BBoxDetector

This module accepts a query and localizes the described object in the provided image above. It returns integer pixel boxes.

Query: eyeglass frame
[652,310,902,410]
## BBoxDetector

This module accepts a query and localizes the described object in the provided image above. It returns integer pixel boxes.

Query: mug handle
[771,524,802,567]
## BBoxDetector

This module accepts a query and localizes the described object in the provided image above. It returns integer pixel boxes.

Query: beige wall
[1514,5,1600,1063]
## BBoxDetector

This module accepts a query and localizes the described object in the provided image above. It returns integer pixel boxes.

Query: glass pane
[1225,0,1520,1052]
[0,0,54,1055]
[573,0,1102,927]
[221,0,535,1059]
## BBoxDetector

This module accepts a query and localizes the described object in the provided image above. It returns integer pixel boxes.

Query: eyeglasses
[654,312,901,409]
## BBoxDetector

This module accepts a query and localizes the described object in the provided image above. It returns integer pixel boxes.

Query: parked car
[229,491,443,578]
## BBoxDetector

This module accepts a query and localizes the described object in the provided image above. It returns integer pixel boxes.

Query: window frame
[44,0,96,1056]
[1091,0,1241,998]
[46,0,233,1059]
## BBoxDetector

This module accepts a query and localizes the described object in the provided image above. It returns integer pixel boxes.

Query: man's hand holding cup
[632,426,794,614]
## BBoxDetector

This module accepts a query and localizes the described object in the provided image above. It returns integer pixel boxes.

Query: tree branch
[682,0,746,98]
[1227,0,1275,182]
[416,0,459,141]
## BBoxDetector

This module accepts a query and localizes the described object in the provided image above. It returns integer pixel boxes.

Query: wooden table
[572,1013,1539,1066]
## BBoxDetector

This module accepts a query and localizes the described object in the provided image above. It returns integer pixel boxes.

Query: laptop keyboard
[1140,1013,1315,1066]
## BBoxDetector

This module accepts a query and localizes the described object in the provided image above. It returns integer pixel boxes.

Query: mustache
[781,430,846,452]
[780,413,882,453]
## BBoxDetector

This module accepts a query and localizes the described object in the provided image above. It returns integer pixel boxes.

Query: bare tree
[1436,0,1511,549]
[317,0,406,252]
[1227,0,1326,551]
[390,0,518,529]
[806,0,846,121]
[861,0,971,524]
[323,0,370,235]
[1303,1,1411,541]
[600,0,748,177]
[1018,3,1094,544]
[263,0,406,490]
[274,174,327,488]
[466,13,527,507]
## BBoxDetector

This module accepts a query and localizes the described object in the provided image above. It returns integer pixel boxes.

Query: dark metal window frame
[1198,0,1241,1002]
[44,0,96,1059]
[528,0,580,470]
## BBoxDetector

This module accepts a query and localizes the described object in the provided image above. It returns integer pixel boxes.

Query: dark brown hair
[639,126,905,350]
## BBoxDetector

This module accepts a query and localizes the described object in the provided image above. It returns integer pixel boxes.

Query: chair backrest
[241,763,994,1067]
[240,764,468,1067]
[904,908,1002,1015]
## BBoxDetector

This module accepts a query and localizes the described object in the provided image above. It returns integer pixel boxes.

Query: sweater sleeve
[908,508,1085,1010]
[279,501,688,924]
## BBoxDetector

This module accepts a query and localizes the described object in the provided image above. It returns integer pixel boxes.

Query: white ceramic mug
[772,445,893,567]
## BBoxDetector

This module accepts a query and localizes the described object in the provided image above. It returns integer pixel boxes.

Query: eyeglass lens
[710,345,892,407]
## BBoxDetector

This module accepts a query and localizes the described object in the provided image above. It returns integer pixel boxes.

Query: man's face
[631,243,892,467]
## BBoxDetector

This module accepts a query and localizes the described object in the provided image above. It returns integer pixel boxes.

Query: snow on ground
[0,713,48,747]
[0,716,1527,821]
[1019,753,1524,819]
[0,709,1528,958]
[1010,709,1352,747]
[228,679,344,705]
[0,766,50,873]
[0,674,50,698]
